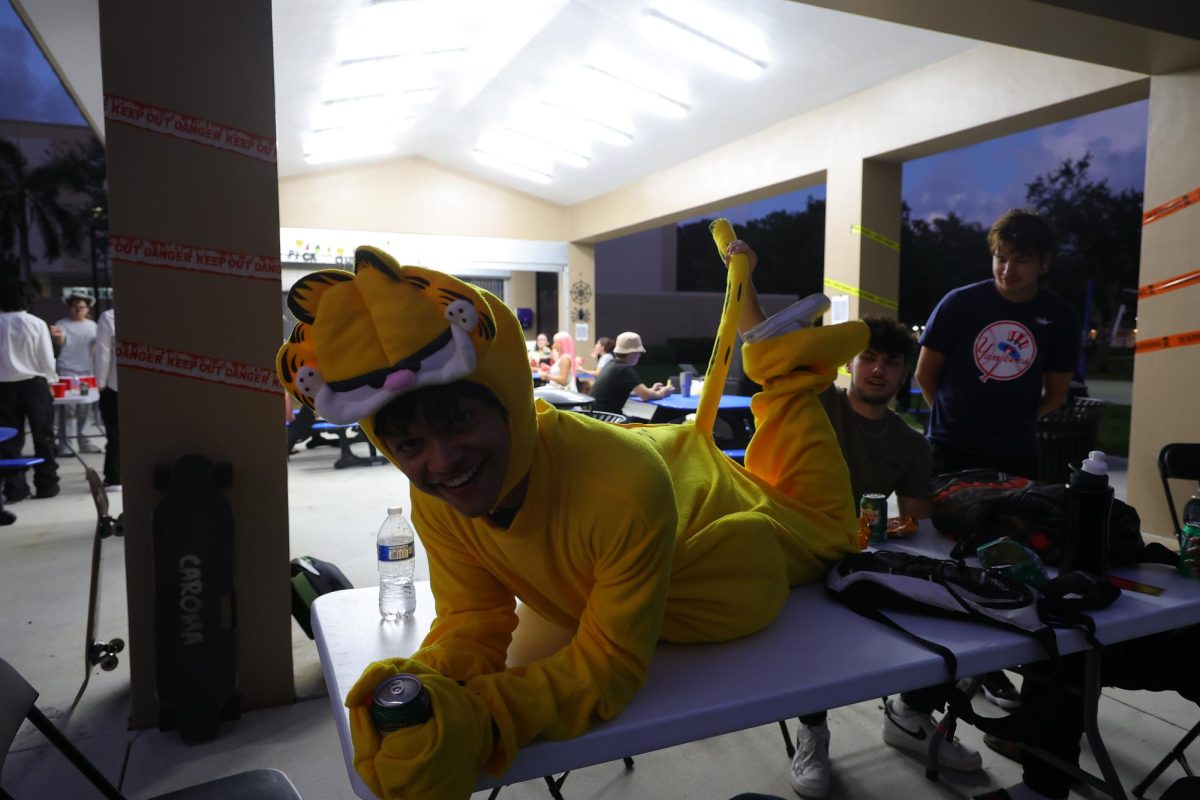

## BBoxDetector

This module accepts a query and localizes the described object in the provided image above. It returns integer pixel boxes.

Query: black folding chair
[1158,443,1200,538]
[1131,444,1200,798]
[0,656,302,800]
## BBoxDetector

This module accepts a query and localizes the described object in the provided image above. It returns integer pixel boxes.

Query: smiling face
[378,394,514,518]
[992,241,1049,302]
[848,347,907,406]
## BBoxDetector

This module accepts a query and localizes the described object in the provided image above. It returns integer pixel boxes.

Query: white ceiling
[271,0,978,205]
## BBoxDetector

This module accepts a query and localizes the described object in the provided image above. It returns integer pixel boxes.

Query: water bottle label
[378,543,414,561]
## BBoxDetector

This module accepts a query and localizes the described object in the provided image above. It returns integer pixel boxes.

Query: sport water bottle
[1059,451,1114,576]
[377,507,417,620]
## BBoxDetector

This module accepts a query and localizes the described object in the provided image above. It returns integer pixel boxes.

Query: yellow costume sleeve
[407,502,517,682]
[409,457,679,778]
[346,658,493,800]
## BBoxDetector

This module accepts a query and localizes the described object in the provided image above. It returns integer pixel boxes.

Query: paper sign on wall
[831,294,850,324]
[575,323,590,342]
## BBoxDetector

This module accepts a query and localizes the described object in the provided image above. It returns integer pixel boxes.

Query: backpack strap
[1038,572,1120,649]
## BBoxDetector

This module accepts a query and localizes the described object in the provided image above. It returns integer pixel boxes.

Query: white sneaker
[78,440,102,454]
[789,721,831,798]
[743,294,832,343]
[881,699,982,771]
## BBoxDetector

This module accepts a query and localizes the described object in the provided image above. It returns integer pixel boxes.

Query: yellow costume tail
[696,218,749,435]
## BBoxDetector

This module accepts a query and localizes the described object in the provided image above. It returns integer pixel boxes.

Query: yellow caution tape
[822,277,899,311]
[851,224,900,253]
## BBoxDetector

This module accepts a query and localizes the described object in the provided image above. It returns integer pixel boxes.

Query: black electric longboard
[152,455,238,743]
[72,466,124,709]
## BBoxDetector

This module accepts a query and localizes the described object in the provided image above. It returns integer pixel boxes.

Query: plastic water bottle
[1059,451,1114,576]
[377,507,416,620]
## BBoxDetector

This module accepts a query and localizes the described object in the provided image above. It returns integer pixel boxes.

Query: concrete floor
[1,431,1195,800]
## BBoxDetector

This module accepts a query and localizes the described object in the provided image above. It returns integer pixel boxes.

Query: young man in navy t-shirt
[915,209,1079,479]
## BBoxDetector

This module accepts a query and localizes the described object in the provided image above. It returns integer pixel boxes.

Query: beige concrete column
[823,157,902,322]
[1128,67,1200,537]
[98,1,291,726]
[566,242,597,351]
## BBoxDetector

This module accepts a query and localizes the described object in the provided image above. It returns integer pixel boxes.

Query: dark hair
[862,316,914,361]
[0,279,37,312]
[374,380,506,437]
[596,336,614,354]
[987,208,1057,261]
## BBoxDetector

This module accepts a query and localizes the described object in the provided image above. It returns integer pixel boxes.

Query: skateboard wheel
[153,464,171,491]
[100,656,119,671]
[214,462,233,488]
[111,638,125,654]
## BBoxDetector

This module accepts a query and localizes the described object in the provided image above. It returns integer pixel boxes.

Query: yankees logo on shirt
[974,320,1036,382]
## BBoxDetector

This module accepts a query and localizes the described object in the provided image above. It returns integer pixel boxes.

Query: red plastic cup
[82,376,97,388]
[52,382,66,398]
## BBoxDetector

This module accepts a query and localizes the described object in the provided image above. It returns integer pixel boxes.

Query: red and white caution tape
[110,234,280,282]
[117,340,279,395]
[104,93,277,163]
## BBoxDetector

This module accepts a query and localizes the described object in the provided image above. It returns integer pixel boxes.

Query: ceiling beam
[795,0,1200,74]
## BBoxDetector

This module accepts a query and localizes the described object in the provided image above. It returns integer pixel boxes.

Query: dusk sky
[2,1,1148,227]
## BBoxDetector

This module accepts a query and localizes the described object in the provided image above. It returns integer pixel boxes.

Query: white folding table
[312,522,1200,798]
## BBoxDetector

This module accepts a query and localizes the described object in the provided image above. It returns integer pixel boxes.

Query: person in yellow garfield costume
[276,226,868,799]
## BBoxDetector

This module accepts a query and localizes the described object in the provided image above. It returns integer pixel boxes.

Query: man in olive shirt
[818,317,931,520]
[789,317,984,798]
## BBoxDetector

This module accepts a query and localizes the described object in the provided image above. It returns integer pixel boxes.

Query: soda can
[860,493,888,545]
[1179,522,1200,579]
[370,674,433,733]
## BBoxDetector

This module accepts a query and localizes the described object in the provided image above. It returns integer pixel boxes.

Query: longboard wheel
[100,656,118,671]
[110,638,125,654]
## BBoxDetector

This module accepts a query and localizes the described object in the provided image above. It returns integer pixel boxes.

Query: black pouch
[290,556,353,639]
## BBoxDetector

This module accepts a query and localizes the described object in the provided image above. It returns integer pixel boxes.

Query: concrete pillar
[98,0,292,726]
[1127,67,1200,537]
[824,158,902,324]
[566,242,597,352]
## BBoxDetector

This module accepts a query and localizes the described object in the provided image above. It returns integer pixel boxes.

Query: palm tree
[0,135,86,281]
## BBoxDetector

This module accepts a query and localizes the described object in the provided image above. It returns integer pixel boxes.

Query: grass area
[1085,349,1134,380]
[1097,403,1131,458]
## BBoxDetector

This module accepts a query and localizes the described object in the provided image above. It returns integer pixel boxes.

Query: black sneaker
[981,670,1021,710]
[0,510,15,526]
[34,485,60,499]
[5,487,30,504]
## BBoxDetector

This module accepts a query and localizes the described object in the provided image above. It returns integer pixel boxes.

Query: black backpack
[290,556,353,639]
[826,549,1120,741]
[929,469,1148,566]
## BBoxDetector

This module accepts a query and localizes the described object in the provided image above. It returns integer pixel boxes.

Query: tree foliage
[1024,154,1142,337]
[0,134,105,281]
[677,198,825,296]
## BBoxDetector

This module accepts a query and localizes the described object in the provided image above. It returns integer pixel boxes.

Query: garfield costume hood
[277,246,535,504]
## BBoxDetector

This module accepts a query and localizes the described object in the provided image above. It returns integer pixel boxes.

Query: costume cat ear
[287,270,353,324]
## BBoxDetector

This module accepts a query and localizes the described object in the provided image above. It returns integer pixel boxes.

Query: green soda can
[860,493,888,545]
[370,674,433,733]
[1179,522,1200,579]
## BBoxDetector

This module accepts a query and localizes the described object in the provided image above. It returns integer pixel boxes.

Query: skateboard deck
[152,454,238,743]
[71,466,124,709]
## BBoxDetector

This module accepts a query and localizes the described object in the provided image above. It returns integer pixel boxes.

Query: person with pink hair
[540,331,578,391]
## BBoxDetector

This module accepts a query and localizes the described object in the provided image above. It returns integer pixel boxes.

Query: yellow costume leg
[660,511,789,643]
[741,320,869,577]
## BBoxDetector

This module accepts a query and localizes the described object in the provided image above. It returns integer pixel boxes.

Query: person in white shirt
[53,293,100,454]
[0,279,60,503]
[93,308,119,488]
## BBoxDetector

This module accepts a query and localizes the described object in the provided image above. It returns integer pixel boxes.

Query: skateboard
[71,466,125,708]
[152,454,239,743]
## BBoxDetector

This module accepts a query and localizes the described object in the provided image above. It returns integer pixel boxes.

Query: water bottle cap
[1082,451,1108,476]
[387,506,405,515]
